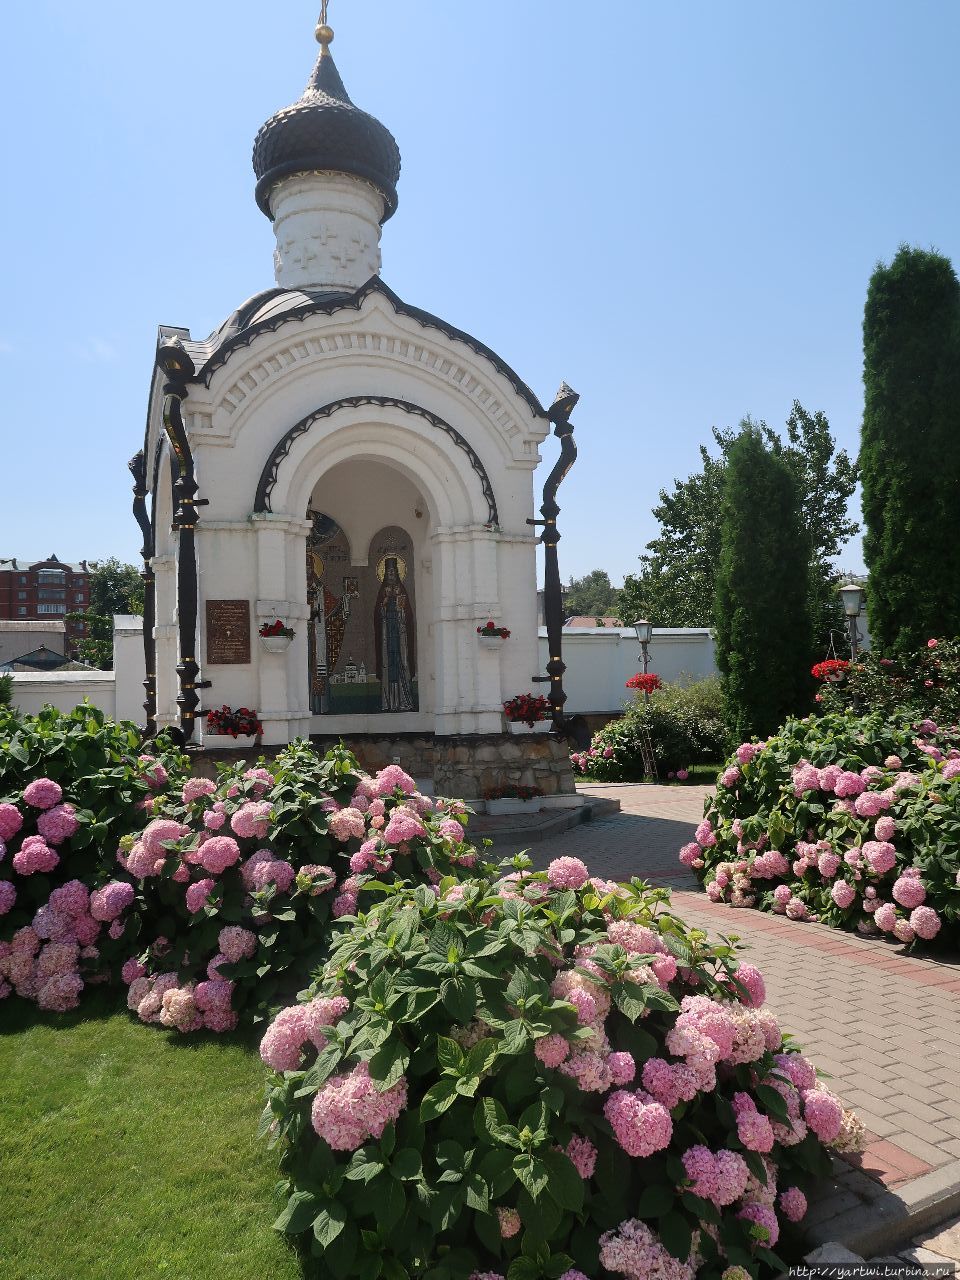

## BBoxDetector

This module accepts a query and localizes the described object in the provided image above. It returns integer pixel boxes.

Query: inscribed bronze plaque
[206,599,251,665]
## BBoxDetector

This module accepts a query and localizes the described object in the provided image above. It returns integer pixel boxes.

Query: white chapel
[132,11,579,801]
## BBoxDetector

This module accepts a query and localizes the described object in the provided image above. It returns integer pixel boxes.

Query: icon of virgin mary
[373,557,416,711]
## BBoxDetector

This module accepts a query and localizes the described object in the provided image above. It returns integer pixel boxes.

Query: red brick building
[0,556,92,653]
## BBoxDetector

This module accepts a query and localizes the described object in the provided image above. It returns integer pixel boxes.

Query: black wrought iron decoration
[529,383,579,732]
[157,338,209,743]
[128,451,157,737]
[253,395,499,525]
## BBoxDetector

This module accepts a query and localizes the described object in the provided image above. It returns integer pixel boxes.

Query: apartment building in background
[0,556,92,654]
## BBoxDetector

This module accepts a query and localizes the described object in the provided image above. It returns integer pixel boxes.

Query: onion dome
[252,21,401,223]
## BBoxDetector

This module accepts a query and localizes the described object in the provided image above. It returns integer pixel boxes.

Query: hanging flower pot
[258,619,296,654]
[260,633,293,654]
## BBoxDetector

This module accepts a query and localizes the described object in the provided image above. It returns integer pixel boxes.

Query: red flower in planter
[503,693,552,726]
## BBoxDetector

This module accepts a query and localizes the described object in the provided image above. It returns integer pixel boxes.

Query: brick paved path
[516,783,960,1191]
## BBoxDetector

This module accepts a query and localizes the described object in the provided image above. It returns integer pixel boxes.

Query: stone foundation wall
[434,733,576,802]
[186,732,576,802]
[309,734,435,780]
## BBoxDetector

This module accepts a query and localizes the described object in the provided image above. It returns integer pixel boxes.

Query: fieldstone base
[434,733,577,802]
[186,731,577,803]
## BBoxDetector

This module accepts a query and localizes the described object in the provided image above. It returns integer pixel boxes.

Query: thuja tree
[861,247,960,651]
[714,424,813,738]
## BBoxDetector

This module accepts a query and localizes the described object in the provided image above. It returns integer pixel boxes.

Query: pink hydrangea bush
[117,741,479,1031]
[259,860,859,1279]
[687,712,959,948]
[0,705,187,1010]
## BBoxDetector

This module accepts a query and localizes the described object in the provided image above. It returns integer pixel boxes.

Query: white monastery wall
[539,628,718,715]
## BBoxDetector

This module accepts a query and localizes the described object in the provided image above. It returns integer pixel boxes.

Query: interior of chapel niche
[307,459,430,726]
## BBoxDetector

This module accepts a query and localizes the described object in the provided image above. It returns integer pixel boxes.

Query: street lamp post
[633,619,654,703]
[838,583,866,659]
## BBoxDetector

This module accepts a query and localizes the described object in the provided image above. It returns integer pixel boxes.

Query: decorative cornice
[194,278,546,421]
[253,395,499,526]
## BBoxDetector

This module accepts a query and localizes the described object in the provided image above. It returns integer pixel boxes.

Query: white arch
[265,409,490,531]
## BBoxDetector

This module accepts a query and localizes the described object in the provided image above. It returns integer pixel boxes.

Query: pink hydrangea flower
[910,905,941,940]
[332,893,358,918]
[892,874,926,909]
[831,880,856,910]
[142,818,188,859]
[497,1207,521,1238]
[565,1134,597,1178]
[547,857,590,890]
[121,957,146,984]
[328,807,367,842]
[0,804,24,841]
[534,1033,570,1068]
[23,778,63,810]
[182,777,217,804]
[600,1219,696,1280]
[0,881,15,915]
[802,1088,843,1142]
[89,881,134,922]
[736,742,761,765]
[203,810,226,831]
[34,802,79,846]
[197,835,241,875]
[874,901,897,932]
[678,842,701,867]
[695,819,716,848]
[138,757,169,790]
[862,841,896,875]
[383,805,427,844]
[438,818,465,843]
[604,1090,673,1157]
[817,851,840,877]
[231,801,273,841]
[720,766,741,788]
[218,925,257,963]
[185,878,216,914]
[893,919,916,944]
[311,1061,407,1151]
[737,1202,780,1247]
[779,1187,807,1222]
[737,1108,775,1152]
[374,764,416,796]
[12,838,59,875]
[730,963,765,1008]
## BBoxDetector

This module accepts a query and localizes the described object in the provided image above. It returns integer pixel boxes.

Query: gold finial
[315,1,334,54]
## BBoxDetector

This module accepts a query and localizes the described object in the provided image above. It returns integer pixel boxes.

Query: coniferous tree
[861,247,960,651]
[714,423,813,738]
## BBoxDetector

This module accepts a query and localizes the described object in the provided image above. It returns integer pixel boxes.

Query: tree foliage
[619,403,858,648]
[68,558,144,670]
[861,246,960,651]
[563,568,621,620]
[714,423,813,738]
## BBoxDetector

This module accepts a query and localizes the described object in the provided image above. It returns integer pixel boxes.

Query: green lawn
[0,990,300,1280]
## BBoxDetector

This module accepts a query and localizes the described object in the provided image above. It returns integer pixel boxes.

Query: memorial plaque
[206,599,251,665]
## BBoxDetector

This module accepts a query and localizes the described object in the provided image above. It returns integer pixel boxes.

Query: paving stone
[916,1216,960,1262]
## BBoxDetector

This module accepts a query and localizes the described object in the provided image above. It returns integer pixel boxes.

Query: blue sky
[2,1,957,586]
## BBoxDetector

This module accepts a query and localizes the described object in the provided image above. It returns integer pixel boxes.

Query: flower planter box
[202,734,258,750]
[485,797,543,815]
[478,635,504,650]
[260,634,292,654]
[506,720,554,735]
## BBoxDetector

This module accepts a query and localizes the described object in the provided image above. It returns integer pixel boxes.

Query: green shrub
[0,705,187,1009]
[814,637,960,724]
[0,674,13,708]
[572,678,729,780]
[260,860,857,1280]
[119,747,477,1031]
[683,711,960,947]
